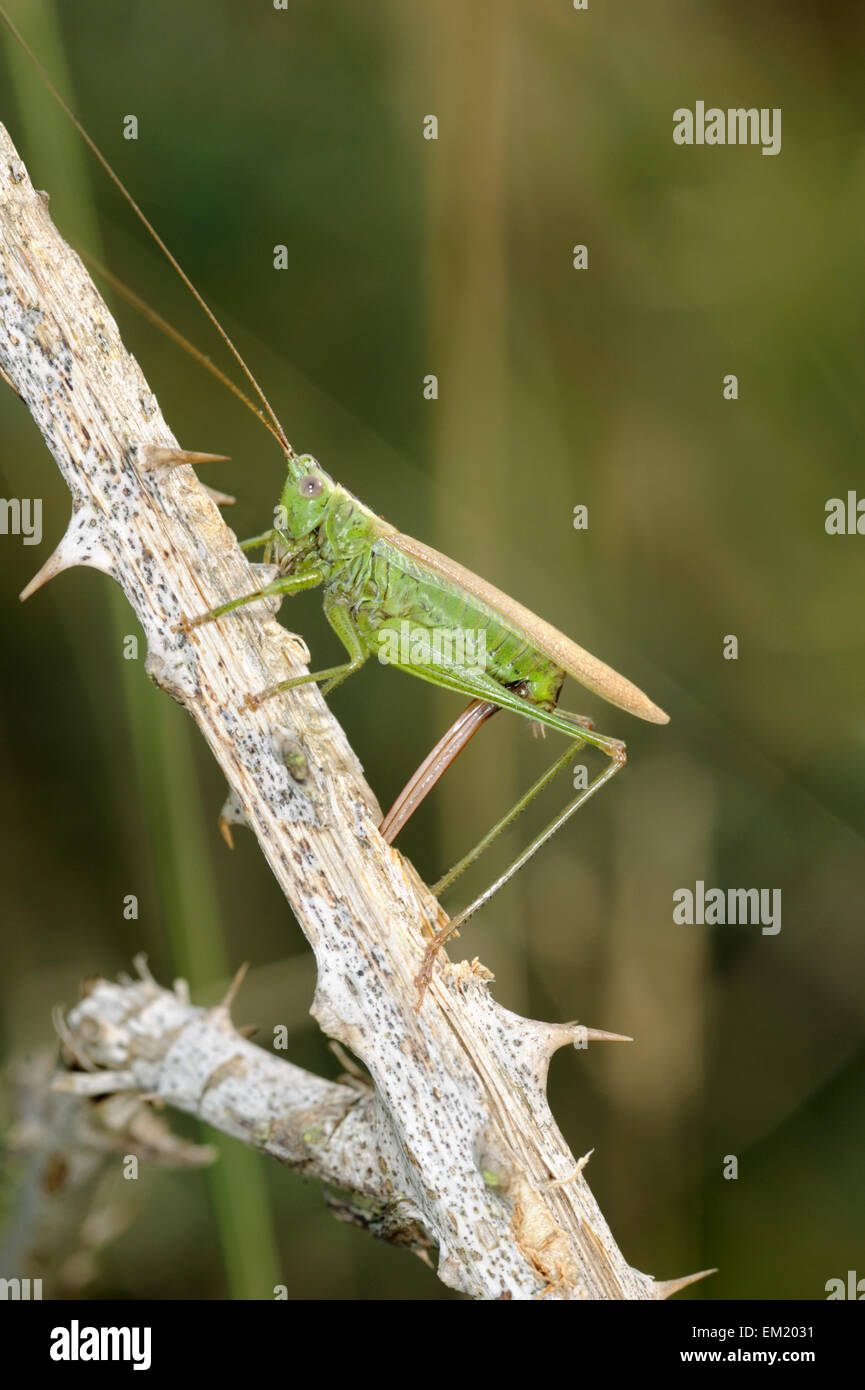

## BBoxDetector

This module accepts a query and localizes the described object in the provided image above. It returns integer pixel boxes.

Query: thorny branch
[0,124,708,1300]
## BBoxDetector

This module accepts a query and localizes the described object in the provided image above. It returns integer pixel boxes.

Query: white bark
[54,963,433,1259]
[0,124,700,1299]
[0,1045,214,1296]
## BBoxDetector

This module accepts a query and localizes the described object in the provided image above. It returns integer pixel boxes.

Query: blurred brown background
[1,0,863,1299]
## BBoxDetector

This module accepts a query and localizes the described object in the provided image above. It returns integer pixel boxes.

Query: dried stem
[0,123,696,1299]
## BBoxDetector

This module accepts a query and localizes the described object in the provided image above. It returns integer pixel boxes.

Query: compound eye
[298,474,323,498]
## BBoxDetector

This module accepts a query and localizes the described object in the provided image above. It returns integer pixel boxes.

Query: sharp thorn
[219,961,250,1014]
[562,1020,634,1046]
[580,1027,634,1044]
[133,952,155,984]
[218,789,248,846]
[137,445,231,471]
[653,1268,718,1299]
[20,506,114,601]
[218,815,235,850]
[519,1017,635,1069]
[201,483,236,506]
[19,544,73,601]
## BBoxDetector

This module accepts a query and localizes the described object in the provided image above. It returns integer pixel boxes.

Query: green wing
[383,532,669,725]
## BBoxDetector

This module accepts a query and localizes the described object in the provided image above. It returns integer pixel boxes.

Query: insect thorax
[317,487,388,568]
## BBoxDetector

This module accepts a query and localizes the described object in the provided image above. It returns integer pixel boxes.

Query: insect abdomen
[352,545,565,708]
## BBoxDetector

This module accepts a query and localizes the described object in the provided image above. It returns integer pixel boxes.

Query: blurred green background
[1,0,863,1300]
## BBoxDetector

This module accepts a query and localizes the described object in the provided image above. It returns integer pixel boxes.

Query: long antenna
[0,5,294,456]
[82,252,284,446]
